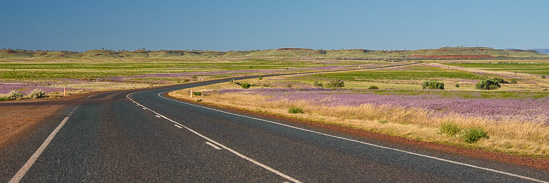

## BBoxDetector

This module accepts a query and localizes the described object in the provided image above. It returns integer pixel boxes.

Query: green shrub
[475,79,501,90]
[288,106,304,114]
[492,77,508,84]
[462,128,489,143]
[455,83,460,88]
[368,86,379,89]
[510,79,518,84]
[192,91,202,96]
[0,96,8,101]
[29,89,45,99]
[313,81,323,87]
[258,76,263,80]
[241,83,251,89]
[326,80,344,88]
[286,83,293,88]
[422,81,444,90]
[543,75,546,79]
[439,122,461,136]
[183,79,190,82]
[378,120,388,124]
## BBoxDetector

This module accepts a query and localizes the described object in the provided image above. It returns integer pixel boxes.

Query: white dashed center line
[205,142,222,150]
[127,93,302,183]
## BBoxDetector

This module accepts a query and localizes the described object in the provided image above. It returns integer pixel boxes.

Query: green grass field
[0,58,368,80]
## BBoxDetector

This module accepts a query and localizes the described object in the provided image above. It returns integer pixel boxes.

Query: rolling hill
[1,47,547,59]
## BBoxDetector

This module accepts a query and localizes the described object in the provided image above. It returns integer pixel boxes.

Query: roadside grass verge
[168,89,549,159]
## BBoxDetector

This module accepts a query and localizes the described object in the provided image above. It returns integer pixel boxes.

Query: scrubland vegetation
[0,57,386,100]
[2,47,549,158]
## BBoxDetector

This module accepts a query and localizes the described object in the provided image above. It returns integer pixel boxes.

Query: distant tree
[475,79,501,90]
[326,80,344,88]
[422,81,444,90]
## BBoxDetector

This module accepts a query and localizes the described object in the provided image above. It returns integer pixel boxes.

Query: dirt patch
[0,93,94,149]
[0,104,64,149]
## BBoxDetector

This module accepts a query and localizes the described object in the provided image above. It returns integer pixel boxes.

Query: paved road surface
[1,78,548,182]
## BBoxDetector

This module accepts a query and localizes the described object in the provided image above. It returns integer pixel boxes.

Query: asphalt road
[1,78,549,182]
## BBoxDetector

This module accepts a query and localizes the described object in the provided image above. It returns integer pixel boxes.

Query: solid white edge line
[153,91,548,183]
[126,93,302,183]
[9,116,71,183]
[205,142,222,150]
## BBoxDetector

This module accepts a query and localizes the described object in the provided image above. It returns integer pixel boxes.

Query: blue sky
[1,0,547,51]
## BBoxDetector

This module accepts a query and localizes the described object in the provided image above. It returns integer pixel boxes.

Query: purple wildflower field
[0,80,86,95]
[215,88,549,124]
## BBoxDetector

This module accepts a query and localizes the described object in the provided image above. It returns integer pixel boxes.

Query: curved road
[1,78,548,182]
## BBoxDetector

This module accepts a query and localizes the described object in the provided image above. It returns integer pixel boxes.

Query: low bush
[313,81,323,87]
[7,90,23,100]
[368,86,379,89]
[455,83,460,88]
[326,80,344,88]
[462,128,489,143]
[543,75,546,79]
[183,79,190,82]
[192,91,202,96]
[286,83,293,88]
[29,89,46,99]
[422,81,444,90]
[378,120,387,124]
[439,122,461,136]
[191,75,198,81]
[475,79,501,90]
[510,79,518,84]
[258,76,263,80]
[241,83,251,89]
[288,106,304,114]
[492,77,508,84]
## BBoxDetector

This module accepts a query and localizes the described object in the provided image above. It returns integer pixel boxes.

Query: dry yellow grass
[169,89,549,158]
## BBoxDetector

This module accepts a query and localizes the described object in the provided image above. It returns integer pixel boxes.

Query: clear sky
[1,0,547,51]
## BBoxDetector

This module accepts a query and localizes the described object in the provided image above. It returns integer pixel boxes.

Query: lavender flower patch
[219,88,549,124]
[0,83,27,94]
[0,82,82,94]
[216,87,334,94]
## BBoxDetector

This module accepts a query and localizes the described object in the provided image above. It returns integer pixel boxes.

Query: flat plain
[2,48,549,160]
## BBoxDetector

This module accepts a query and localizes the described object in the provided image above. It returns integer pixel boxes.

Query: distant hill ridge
[1,47,547,59]
[532,49,549,55]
